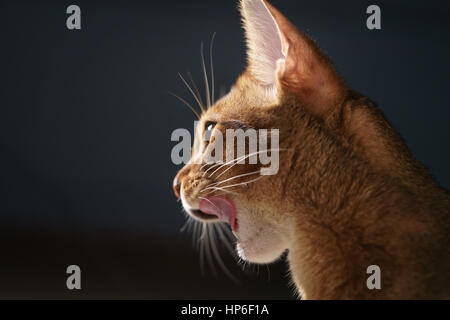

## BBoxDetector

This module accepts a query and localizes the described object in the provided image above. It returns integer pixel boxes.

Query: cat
[172,0,450,299]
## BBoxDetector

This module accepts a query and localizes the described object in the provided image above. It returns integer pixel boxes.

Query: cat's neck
[285,172,411,299]
[277,115,449,299]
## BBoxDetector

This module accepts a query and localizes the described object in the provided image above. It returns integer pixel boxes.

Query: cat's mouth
[191,209,218,221]
[196,196,238,232]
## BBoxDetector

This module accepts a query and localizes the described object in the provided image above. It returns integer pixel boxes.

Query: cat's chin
[235,235,287,264]
[236,242,286,264]
[234,209,288,264]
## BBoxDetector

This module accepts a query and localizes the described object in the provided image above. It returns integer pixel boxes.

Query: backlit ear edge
[239,0,286,87]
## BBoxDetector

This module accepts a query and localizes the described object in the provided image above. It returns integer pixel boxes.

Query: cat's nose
[173,176,181,199]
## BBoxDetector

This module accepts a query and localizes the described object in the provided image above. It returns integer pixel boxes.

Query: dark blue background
[1,0,449,298]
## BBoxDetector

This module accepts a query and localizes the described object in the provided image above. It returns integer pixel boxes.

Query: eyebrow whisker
[178,73,205,113]
[187,71,205,111]
[209,32,216,106]
[168,91,201,119]
[200,42,211,109]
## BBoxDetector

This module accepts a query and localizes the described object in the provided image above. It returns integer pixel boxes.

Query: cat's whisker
[208,148,287,179]
[187,71,205,111]
[212,157,252,179]
[223,175,265,188]
[199,222,207,241]
[168,91,201,119]
[204,224,218,278]
[204,175,265,195]
[180,221,188,233]
[180,217,193,233]
[209,32,216,106]
[206,148,283,181]
[206,170,261,189]
[200,42,211,108]
[215,223,235,254]
[219,223,236,242]
[178,73,205,113]
[191,199,238,281]
[202,163,223,177]
[192,220,199,247]
[199,162,213,172]
[200,191,233,199]
[202,186,237,196]
[213,148,292,179]
[237,256,249,273]
[197,221,203,247]
[209,224,240,284]
[199,227,205,276]
[187,220,194,234]
[199,171,260,195]
[207,154,250,178]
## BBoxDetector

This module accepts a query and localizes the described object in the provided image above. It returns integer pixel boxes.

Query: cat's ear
[240,0,346,116]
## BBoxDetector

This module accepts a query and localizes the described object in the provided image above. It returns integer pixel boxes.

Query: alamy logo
[66,265,81,290]
[366,5,381,30]
[171,121,280,175]
[66,5,81,30]
[366,265,381,290]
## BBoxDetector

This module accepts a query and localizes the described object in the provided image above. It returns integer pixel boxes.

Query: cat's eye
[204,121,216,144]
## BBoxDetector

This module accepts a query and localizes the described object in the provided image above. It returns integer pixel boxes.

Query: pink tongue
[199,196,237,231]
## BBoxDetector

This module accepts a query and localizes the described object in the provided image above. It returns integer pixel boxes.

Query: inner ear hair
[240,0,347,118]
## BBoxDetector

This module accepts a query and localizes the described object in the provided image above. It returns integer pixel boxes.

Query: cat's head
[173,0,350,264]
